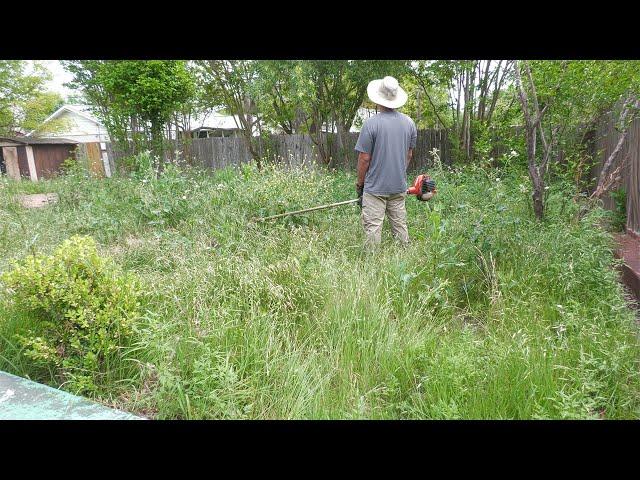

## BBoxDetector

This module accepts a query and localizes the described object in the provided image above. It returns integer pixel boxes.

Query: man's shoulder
[398,112,416,126]
[363,113,381,125]
[360,114,382,132]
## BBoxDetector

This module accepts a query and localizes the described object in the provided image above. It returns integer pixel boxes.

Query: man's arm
[407,148,414,169]
[356,151,371,188]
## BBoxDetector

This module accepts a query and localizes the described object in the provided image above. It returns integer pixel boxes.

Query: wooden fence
[105,129,453,174]
[593,108,640,236]
[103,121,638,235]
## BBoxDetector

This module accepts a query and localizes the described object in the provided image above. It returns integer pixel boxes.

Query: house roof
[321,107,379,133]
[0,136,79,145]
[26,104,103,137]
[190,112,243,131]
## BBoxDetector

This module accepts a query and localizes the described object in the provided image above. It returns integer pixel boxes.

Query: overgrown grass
[1,161,639,419]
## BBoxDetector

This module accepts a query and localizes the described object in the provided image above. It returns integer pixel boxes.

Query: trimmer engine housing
[407,174,437,201]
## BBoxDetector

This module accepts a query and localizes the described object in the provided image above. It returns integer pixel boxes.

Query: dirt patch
[614,232,640,303]
[125,236,146,248]
[16,193,59,209]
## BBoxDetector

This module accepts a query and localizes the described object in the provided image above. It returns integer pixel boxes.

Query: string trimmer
[253,173,437,222]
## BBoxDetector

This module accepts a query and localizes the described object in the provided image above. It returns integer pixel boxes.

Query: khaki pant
[361,192,409,248]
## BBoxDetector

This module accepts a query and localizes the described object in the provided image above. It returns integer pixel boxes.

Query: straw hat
[367,76,408,109]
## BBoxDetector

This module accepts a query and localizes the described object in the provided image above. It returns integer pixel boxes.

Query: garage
[0,137,78,181]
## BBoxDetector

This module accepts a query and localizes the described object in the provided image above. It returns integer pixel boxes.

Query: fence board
[593,104,640,235]
[106,129,453,175]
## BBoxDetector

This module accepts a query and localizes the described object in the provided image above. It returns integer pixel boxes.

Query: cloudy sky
[35,60,76,98]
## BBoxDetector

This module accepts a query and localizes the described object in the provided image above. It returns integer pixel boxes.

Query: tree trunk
[592,97,638,199]
[151,120,164,177]
[531,172,545,221]
[335,121,349,168]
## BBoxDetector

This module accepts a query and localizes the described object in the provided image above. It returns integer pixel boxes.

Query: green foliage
[296,60,409,130]
[119,150,156,177]
[409,60,517,162]
[0,61,58,135]
[514,60,640,219]
[0,235,143,395]
[63,60,196,161]
[610,188,627,232]
[134,163,194,227]
[401,71,451,129]
[527,60,640,162]
[251,60,303,134]
[20,91,66,135]
[0,163,639,419]
[58,157,91,180]
[101,61,195,128]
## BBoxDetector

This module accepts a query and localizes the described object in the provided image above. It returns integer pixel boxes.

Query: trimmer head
[407,174,437,201]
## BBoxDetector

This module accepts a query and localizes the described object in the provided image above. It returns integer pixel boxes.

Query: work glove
[356,184,364,209]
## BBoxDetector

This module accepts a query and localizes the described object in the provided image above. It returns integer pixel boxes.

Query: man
[354,76,417,248]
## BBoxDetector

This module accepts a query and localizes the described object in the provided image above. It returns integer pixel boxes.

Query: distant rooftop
[190,111,243,131]
[0,136,79,145]
[59,104,101,123]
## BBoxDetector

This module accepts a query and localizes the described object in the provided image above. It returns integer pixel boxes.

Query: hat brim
[367,79,408,109]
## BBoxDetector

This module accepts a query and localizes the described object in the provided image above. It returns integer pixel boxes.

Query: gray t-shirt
[354,110,417,195]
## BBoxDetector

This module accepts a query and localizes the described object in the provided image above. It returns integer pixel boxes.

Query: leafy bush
[134,163,195,227]
[0,235,143,395]
[60,157,82,176]
[1,163,639,418]
[610,187,627,232]
[118,150,156,177]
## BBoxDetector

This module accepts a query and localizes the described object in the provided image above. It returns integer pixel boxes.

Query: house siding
[41,110,110,143]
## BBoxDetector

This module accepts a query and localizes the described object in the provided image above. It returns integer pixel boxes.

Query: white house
[27,104,110,143]
[321,107,378,133]
[187,111,262,138]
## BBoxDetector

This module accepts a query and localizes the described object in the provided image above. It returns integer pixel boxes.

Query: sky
[33,60,77,99]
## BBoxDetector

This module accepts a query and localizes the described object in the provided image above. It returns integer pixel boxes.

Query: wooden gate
[77,142,105,177]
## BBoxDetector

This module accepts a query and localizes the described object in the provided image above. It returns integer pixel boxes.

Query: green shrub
[118,151,156,177]
[134,163,194,227]
[60,157,79,174]
[0,235,143,395]
[610,187,627,232]
[60,156,93,180]
[1,163,639,418]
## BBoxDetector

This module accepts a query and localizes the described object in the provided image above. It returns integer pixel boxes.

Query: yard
[1,161,639,419]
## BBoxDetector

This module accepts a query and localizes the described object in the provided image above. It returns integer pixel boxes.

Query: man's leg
[361,192,386,249]
[386,193,409,245]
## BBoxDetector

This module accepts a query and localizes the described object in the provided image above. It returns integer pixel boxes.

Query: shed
[0,137,78,181]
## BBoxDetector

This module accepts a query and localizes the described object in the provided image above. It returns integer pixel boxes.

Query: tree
[514,60,640,220]
[63,61,137,153]
[252,60,305,135]
[22,91,67,136]
[529,61,640,200]
[401,70,450,129]
[514,60,560,220]
[63,61,196,170]
[591,95,640,199]
[293,60,409,165]
[194,60,263,169]
[0,61,59,136]
[197,60,407,167]
[107,61,195,171]
[410,60,514,162]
